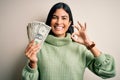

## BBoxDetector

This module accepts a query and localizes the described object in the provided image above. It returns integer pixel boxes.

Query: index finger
[78,21,86,30]
[26,40,35,51]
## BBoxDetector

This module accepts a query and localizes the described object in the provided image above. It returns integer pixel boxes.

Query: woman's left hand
[71,21,92,46]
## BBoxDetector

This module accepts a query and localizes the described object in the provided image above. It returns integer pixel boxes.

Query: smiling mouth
[54,26,64,31]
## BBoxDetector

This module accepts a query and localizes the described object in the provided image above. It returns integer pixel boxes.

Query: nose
[56,18,62,25]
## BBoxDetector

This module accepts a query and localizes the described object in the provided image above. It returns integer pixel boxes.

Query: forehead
[53,8,69,17]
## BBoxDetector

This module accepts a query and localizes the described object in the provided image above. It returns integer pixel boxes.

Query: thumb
[71,33,78,41]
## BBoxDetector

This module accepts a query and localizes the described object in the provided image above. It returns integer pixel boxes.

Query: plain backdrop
[0,0,120,80]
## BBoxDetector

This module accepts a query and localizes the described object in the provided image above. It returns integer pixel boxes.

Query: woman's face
[50,8,71,37]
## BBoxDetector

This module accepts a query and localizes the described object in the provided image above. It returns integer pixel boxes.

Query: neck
[49,31,67,38]
[54,34,66,38]
[45,33,72,46]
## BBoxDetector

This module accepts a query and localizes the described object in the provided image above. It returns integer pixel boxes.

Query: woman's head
[46,2,74,37]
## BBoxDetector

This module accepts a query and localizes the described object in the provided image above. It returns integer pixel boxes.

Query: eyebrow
[52,15,68,18]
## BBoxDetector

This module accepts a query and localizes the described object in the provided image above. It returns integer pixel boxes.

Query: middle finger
[78,21,86,31]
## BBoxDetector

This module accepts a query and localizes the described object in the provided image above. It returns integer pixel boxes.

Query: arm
[71,21,116,78]
[86,51,116,79]
[22,62,39,80]
[22,40,40,80]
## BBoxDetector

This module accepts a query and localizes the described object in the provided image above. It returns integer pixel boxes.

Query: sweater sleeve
[22,63,39,80]
[85,50,116,79]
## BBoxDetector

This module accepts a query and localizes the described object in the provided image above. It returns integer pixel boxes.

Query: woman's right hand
[25,40,40,68]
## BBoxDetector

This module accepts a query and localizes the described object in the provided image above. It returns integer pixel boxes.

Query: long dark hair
[45,2,74,34]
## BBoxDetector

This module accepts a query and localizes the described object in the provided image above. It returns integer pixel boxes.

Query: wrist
[29,61,37,68]
[85,41,95,50]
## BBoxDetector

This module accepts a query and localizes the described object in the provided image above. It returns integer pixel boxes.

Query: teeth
[55,26,63,30]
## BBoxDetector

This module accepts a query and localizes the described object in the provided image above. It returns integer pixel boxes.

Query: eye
[52,15,57,19]
[62,16,68,20]
[62,17,67,20]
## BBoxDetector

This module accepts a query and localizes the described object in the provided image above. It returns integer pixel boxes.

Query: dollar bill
[27,21,51,46]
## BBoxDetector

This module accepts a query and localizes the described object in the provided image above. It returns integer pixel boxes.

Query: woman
[22,2,116,80]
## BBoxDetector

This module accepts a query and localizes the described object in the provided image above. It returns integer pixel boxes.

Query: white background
[0,0,120,80]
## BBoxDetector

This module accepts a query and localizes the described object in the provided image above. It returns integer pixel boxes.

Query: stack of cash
[27,21,51,46]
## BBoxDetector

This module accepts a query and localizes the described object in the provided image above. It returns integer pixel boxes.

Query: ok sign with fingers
[71,21,92,46]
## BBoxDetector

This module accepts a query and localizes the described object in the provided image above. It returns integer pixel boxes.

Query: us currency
[27,21,51,46]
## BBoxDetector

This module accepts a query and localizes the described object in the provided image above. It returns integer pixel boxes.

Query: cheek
[65,22,71,28]
[50,20,55,30]
[50,19,56,26]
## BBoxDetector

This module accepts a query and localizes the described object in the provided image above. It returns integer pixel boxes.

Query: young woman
[22,2,116,80]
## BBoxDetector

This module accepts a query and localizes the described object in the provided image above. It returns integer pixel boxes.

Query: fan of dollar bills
[27,21,51,46]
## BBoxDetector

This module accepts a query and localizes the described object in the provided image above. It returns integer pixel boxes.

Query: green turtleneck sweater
[22,33,116,80]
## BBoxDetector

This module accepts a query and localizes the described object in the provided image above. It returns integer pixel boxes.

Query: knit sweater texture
[22,33,116,80]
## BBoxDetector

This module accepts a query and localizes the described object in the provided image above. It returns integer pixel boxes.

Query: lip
[54,26,64,31]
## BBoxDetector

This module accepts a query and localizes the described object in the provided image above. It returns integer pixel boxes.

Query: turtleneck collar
[45,33,72,46]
